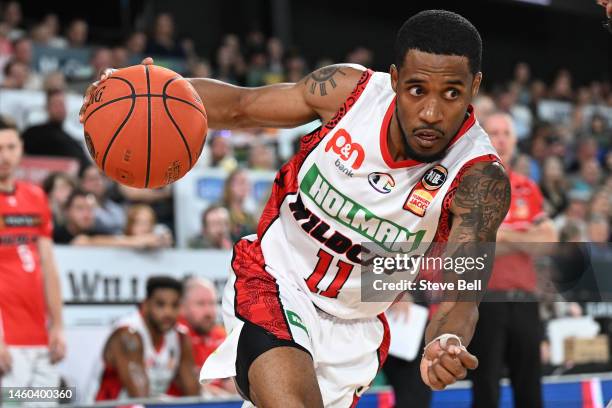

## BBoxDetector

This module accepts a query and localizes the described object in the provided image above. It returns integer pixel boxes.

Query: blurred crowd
[0,1,610,249]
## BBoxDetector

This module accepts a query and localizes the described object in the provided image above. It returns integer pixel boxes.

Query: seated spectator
[587,216,610,243]
[145,13,186,58]
[125,31,147,58]
[222,168,256,241]
[248,142,276,170]
[42,172,77,227]
[124,204,172,247]
[117,184,174,231]
[54,189,169,249]
[554,190,590,240]
[589,190,611,221]
[41,14,67,48]
[188,205,232,250]
[207,131,237,171]
[188,59,211,78]
[88,47,112,79]
[111,46,129,68]
[43,71,66,91]
[572,158,602,194]
[22,89,91,169]
[285,54,307,83]
[540,156,569,218]
[80,164,126,234]
[1,59,28,89]
[11,37,43,89]
[2,1,24,40]
[178,277,236,396]
[66,19,88,48]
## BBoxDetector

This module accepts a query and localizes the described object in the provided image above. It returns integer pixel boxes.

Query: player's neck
[0,176,16,193]
[144,318,165,348]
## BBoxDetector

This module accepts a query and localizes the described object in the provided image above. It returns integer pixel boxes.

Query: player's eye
[408,86,424,96]
[444,89,460,99]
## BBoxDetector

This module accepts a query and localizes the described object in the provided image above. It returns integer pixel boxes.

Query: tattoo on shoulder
[120,331,140,354]
[453,161,511,241]
[305,66,347,96]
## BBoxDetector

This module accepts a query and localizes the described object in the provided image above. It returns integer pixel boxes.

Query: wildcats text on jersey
[300,164,426,253]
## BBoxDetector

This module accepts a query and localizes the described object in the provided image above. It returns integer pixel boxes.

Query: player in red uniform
[178,277,235,396]
[0,117,65,396]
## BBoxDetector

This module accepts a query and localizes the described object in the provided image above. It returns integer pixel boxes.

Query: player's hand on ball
[420,337,478,390]
[79,57,155,123]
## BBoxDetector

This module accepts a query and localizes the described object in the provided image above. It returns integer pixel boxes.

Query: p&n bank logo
[325,129,365,177]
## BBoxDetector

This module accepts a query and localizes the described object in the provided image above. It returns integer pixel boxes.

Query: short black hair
[395,10,482,74]
[146,276,183,299]
[64,188,91,210]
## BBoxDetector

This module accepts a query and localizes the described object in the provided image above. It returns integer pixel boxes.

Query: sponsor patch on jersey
[368,172,395,194]
[286,310,309,336]
[325,128,365,171]
[404,189,433,217]
[0,214,42,228]
[422,165,448,191]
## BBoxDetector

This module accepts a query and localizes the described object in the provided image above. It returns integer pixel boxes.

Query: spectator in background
[1,59,28,89]
[528,79,548,117]
[188,205,232,250]
[248,142,276,170]
[124,204,172,247]
[208,131,237,172]
[266,37,284,83]
[11,37,43,89]
[246,50,267,87]
[540,156,569,218]
[587,114,611,151]
[0,22,12,65]
[473,94,496,122]
[554,190,590,240]
[80,164,126,235]
[511,62,531,106]
[66,19,88,48]
[346,46,373,67]
[125,31,147,58]
[2,1,24,40]
[146,13,186,58]
[589,190,611,221]
[42,172,77,227]
[43,70,66,91]
[573,158,602,194]
[587,216,610,243]
[22,89,91,169]
[111,46,129,68]
[188,59,211,78]
[496,83,532,140]
[179,277,236,396]
[117,184,174,231]
[41,14,66,49]
[221,168,256,242]
[89,47,112,79]
[54,189,169,249]
[285,54,307,83]
[550,69,573,101]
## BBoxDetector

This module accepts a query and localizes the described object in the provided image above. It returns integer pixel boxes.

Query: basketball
[82,64,208,188]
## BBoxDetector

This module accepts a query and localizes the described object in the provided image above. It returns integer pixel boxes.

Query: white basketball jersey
[257,70,499,319]
[87,311,182,402]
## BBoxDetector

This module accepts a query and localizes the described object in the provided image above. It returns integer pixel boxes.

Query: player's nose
[418,98,443,124]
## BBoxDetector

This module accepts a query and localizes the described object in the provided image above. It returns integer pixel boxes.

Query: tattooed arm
[185,64,366,129]
[420,161,511,390]
[104,328,149,397]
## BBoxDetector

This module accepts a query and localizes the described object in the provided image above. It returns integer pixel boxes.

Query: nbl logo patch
[421,165,448,191]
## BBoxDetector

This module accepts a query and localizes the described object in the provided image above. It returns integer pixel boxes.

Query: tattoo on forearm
[453,162,511,242]
[305,66,346,96]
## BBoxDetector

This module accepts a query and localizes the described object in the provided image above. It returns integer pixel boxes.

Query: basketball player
[0,117,65,400]
[88,276,199,401]
[82,10,512,407]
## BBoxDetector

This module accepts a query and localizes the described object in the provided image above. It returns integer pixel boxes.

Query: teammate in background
[88,276,199,401]
[178,277,236,396]
[83,10,511,407]
[0,117,66,400]
[469,112,558,408]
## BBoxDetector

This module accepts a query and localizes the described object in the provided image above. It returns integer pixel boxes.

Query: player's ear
[471,72,483,98]
[390,64,398,93]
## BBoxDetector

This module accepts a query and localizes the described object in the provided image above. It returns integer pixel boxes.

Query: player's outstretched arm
[420,160,511,390]
[105,328,149,397]
[187,63,365,129]
[79,58,366,130]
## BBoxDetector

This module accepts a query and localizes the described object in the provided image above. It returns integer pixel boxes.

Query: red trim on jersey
[95,365,123,401]
[377,313,391,370]
[232,238,293,341]
[379,101,477,169]
[350,392,360,408]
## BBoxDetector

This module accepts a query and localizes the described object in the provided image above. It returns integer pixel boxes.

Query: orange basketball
[82,64,208,188]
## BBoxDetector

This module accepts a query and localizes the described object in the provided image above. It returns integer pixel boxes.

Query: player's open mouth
[414,131,440,147]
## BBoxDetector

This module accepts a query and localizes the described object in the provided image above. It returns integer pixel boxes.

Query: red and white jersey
[88,311,182,402]
[255,69,500,319]
[0,181,53,346]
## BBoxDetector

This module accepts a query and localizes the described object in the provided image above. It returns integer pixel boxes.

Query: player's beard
[395,101,450,164]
